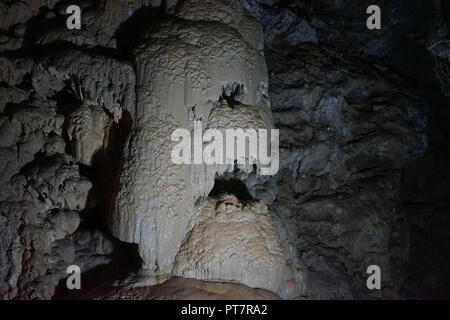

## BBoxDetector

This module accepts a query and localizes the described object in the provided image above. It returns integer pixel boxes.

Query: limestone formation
[31,51,135,115]
[0,20,135,299]
[67,103,115,166]
[111,0,300,298]
[0,0,449,300]
[173,194,299,298]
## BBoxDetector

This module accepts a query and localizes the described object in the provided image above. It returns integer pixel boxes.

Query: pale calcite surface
[112,0,300,298]
[173,194,297,298]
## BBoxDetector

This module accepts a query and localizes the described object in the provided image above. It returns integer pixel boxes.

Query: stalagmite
[111,0,300,298]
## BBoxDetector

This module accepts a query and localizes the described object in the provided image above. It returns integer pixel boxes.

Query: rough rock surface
[173,195,299,298]
[242,0,450,299]
[267,43,426,298]
[0,0,148,52]
[0,2,136,298]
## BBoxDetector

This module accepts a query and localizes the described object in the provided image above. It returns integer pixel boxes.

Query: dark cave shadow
[31,41,123,60]
[209,177,254,201]
[7,0,164,61]
[50,87,136,300]
[114,5,165,58]
[89,108,132,225]
[52,238,142,300]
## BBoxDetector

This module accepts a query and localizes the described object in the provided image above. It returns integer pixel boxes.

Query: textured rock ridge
[92,276,281,300]
[242,0,449,299]
[173,194,299,298]
[267,43,427,298]
[0,1,137,297]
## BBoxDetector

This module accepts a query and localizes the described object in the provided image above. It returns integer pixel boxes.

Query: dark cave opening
[53,85,82,156]
[209,175,253,201]
[219,83,245,108]
[52,214,142,300]
[50,85,141,300]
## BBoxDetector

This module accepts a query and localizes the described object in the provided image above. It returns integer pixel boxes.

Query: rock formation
[173,195,298,298]
[111,0,300,299]
[0,0,449,300]
[243,0,450,299]
[0,1,136,299]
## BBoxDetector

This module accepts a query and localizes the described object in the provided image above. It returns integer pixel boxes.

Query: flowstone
[112,0,300,298]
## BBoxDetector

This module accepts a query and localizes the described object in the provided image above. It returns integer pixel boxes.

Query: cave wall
[242,0,450,298]
[0,0,138,299]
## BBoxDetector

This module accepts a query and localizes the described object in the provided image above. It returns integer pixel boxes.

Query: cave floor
[65,276,281,300]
